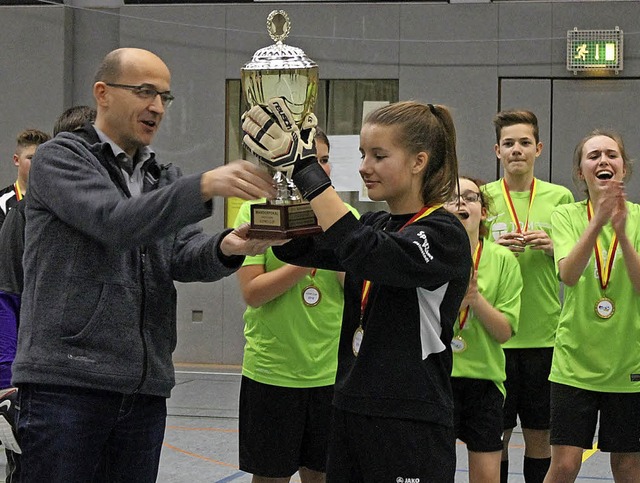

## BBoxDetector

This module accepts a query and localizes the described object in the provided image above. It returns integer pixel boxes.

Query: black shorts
[238,376,333,478]
[327,408,456,483]
[550,382,640,453]
[452,377,504,452]
[503,347,552,430]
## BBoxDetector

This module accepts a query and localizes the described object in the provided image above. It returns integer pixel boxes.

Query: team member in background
[545,130,640,483]
[0,105,97,483]
[445,176,522,483]
[482,110,574,483]
[0,128,52,480]
[0,129,50,231]
[244,99,471,482]
[234,129,358,483]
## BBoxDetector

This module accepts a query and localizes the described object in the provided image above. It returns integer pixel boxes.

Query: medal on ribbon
[14,181,23,202]
[452,241,483,353]
[302,269,321,306]
[451,336,467,353]
[353,278,371,356]
[587,201,617,319]
[354,204,442,356]
[352,325,364,356]
[500,178,537,245]
[302,286,320,306]
[594,297,615,319]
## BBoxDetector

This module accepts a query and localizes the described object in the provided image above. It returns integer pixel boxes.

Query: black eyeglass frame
[446,190,482,204]
[105,83,175,107]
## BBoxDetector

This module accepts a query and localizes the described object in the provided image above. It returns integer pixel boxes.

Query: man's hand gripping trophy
[242,97,331,202]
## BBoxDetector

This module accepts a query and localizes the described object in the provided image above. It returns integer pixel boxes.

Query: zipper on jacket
[134,247,148,393]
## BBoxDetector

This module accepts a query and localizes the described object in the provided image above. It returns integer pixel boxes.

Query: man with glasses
[11,48,278,482]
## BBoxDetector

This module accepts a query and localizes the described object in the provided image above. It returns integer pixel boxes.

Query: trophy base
[248,201,322,239]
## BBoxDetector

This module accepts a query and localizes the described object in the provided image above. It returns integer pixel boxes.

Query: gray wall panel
[222,275,247,365]
[401,3,497,67]
[400,4,499,183]
[174,281,224,364]
[401,65,498,184]
[225,4,400,81]
[400,4,497,67]
[120,5,227,176]
[119,5,232,363]
[0,6,68,182]
[72,7,120,107]
[498,2,553,78]
[312,3,400,79]
[552,79,640,202]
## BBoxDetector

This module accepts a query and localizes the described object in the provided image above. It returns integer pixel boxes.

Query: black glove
[242,98,331,201]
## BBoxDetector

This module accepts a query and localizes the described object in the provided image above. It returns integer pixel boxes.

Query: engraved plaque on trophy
[241,10,322,239]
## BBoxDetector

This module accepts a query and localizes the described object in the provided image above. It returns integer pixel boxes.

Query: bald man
[11,48,278,481]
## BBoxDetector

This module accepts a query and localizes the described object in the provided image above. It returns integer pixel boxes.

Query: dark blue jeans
[15,384,166,483]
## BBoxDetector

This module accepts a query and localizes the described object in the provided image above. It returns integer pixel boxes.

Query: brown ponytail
[364,101,459,206]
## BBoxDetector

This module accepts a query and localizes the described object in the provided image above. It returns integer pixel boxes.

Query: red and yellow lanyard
[500,178,537,233]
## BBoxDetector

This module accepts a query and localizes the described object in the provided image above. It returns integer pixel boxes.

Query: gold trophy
[241,10,322,239]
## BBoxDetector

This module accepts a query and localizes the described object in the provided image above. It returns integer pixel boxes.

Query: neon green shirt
[234,199,358,388]
[482,179,574,348]
[550,200,640,393]
[451,240,522,396]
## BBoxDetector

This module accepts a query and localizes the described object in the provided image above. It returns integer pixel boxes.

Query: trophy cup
[241,10,322,239]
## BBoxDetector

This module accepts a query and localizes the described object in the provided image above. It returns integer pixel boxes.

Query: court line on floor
[214,472,246,482]
[163,437,541,482]
[166,425,238,433]
[175,371,241,376]
[165,439,497,483]
[162,442,239,469]
[163,440,304,483]
[583,442,599,462]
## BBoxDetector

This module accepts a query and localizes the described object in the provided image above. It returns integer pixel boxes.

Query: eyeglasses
[447,190,482,204]
[106,83,175,108]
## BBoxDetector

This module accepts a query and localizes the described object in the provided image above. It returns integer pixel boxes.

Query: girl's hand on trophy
[242,97,317,171]
[242,97,328,201]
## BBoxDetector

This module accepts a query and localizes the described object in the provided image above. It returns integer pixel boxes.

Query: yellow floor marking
[582,442,599,462]
[162,442,239,469]
[162,442,303,482]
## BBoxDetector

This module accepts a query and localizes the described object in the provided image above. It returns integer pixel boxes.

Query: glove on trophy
[243,97,332,201]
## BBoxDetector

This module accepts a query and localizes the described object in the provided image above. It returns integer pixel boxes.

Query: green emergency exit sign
[567,27,623,74]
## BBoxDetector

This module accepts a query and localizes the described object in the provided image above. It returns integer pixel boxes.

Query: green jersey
[451,240,522,396]
[550,200,640,393]
[482,178,574,348]
[234,199,358,388]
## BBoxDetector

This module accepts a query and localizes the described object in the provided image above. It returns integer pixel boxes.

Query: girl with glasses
[444,176,522,483]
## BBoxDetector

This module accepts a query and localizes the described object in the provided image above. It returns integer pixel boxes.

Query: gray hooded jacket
[12,124,241,397]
